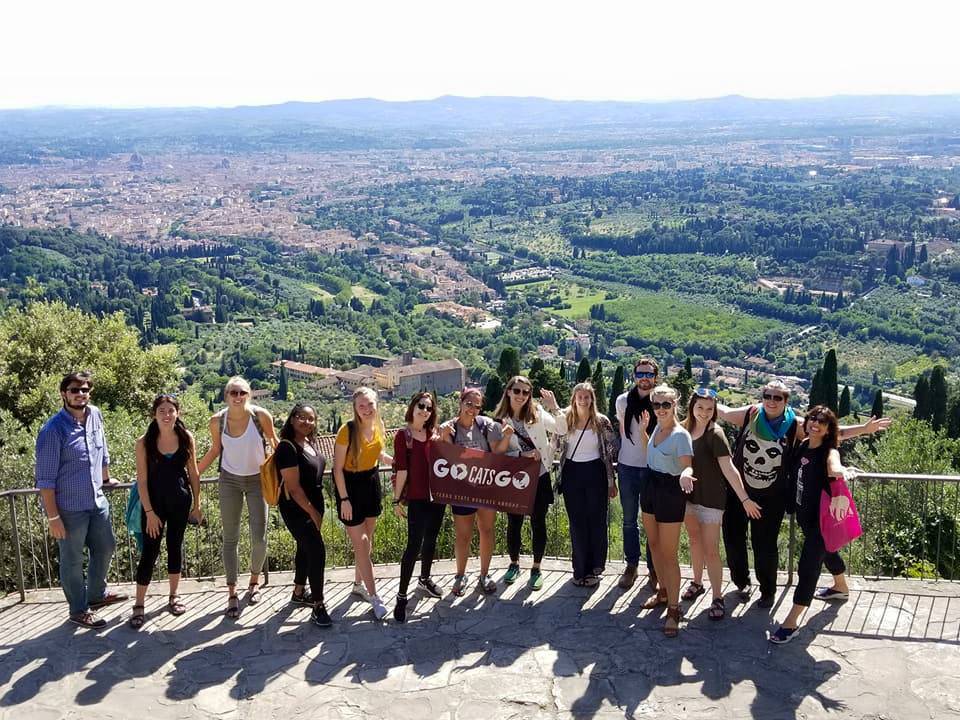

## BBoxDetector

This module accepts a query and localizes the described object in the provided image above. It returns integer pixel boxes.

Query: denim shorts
[686,502,724,525]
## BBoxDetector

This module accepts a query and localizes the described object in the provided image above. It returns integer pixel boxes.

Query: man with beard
[615,357,660,590]
[36,371,126,628]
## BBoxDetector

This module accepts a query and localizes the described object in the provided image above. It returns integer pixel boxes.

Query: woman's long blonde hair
[493,375,539,425]
[565,381,602,432]
[348,386,385,465]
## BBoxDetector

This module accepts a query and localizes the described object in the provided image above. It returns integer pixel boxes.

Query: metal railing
[2,469,959,603]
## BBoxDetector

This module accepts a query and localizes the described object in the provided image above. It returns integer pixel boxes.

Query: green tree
[497,347,521,382]
[838,385,851,419]
[821,349,839,414]
[278,363,289,401]
[484,374,505,412]
[0,301,179,427]
[871,388,885,419]
[591,361,605,406]
[608,365,625,424]
[667,358,695,408]
[914,376,931,421]
[576,358,592,383]
[809,369,823,409]
[929,366,949,431]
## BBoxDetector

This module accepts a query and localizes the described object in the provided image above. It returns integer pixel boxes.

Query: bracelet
[145,509,156,514]
[47,515,60,522]
[740,497,750,504]
[392,499,401,506]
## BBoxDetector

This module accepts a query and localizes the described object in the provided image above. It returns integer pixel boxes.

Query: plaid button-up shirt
[35,406,110,512]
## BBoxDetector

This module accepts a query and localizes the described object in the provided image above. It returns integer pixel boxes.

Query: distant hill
[3,94,960,135]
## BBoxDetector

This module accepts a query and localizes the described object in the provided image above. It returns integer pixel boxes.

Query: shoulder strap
[404,427,414,450]
[218,409,227,436]
[248,406,266,440]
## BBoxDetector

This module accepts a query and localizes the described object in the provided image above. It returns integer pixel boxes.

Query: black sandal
[681,581,706,602]
[129,605,145,629]
[168,594,186,616]
[708,597,726,621]
[226,595,240,619]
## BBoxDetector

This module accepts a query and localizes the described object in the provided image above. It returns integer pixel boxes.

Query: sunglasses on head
[416,402,433,412]
[762,392,786,402]
[66,386,91,395]
[634,371,656,379]
[652,401,673,410]
[694,387,717,399]
[510,387,531,397]
[228,389,249,397]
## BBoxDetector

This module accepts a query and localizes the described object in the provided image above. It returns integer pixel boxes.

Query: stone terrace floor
[1,557,960,719]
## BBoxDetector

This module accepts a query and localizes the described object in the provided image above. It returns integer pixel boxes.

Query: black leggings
[793,521,847,606]
[507,472,552,565]
[280,504,326,602]
[398,500,446,596]
[136,507,189,586]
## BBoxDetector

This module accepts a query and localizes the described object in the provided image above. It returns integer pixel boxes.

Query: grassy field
[351,285,382,303]
[510,279,612,319]
[300,282,335,300]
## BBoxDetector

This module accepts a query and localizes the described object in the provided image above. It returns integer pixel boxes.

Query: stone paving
[2,557,960,719]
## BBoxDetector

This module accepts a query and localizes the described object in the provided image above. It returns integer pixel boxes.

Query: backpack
[390,427,415,502]
[260,439,295,507]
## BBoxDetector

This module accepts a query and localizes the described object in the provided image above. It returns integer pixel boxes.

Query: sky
[3,1,959,109]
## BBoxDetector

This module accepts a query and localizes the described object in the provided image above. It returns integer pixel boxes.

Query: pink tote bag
[819,478,862,552]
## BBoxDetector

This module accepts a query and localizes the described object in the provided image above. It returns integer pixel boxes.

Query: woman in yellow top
[333,387,393,620]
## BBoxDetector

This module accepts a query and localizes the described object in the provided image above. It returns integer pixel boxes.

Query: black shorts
[336,468,383,527]
[451,504,477,516]
[640,470,687,523]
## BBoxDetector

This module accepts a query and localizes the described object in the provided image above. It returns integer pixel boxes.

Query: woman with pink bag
[769,406,858,644]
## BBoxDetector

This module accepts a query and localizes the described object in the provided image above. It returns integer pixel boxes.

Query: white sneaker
[370,594,388,621]
[352,582,370,601]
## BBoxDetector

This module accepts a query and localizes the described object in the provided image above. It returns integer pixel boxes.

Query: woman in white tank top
[197,376,278,619]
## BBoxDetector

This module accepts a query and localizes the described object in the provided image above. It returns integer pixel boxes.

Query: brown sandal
[664,605,681,637]
[642,589,668,610]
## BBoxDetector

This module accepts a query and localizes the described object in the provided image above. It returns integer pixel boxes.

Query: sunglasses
[294,414,316,423]
[66,387,91,395]
[634,371,656,379]
[762,393,786,402]
[228,389,249,397]
[416,402,434,412]
[652,401,673,410]
[510,387,531,397]
[694,387,717,399]
[461,400,481,409]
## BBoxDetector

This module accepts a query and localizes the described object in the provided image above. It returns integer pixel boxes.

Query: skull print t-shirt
[738,409,797,492]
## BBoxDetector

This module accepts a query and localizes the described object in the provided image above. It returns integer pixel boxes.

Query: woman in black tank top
[130,395,202,628]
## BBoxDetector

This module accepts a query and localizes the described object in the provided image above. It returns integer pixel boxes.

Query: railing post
[786,513,796,587]
[7,494,26,603]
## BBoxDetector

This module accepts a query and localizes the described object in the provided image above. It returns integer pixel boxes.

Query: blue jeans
[58,505,116,616]
[618,464,654,572]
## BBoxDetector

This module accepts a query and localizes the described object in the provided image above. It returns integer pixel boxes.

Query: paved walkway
[2,557,959,719]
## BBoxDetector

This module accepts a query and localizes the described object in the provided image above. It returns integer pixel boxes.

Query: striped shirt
[35,406,110,512]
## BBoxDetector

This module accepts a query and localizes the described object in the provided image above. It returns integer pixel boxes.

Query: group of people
[36,362,889,644]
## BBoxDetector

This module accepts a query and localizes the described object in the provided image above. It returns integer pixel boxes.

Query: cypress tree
[838,385,851,418]
[576,358,592,383]
[497,347,521,381]
[591,361,605,405]
[809,369,823,409]
[484,374,505,412]
[608,365,625,423]
[822,349,839,414]
[871,388,884,419]
[278,363,288,401]
[929,366,949,431]
[948,397,960,440]
[913,376,931,421]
